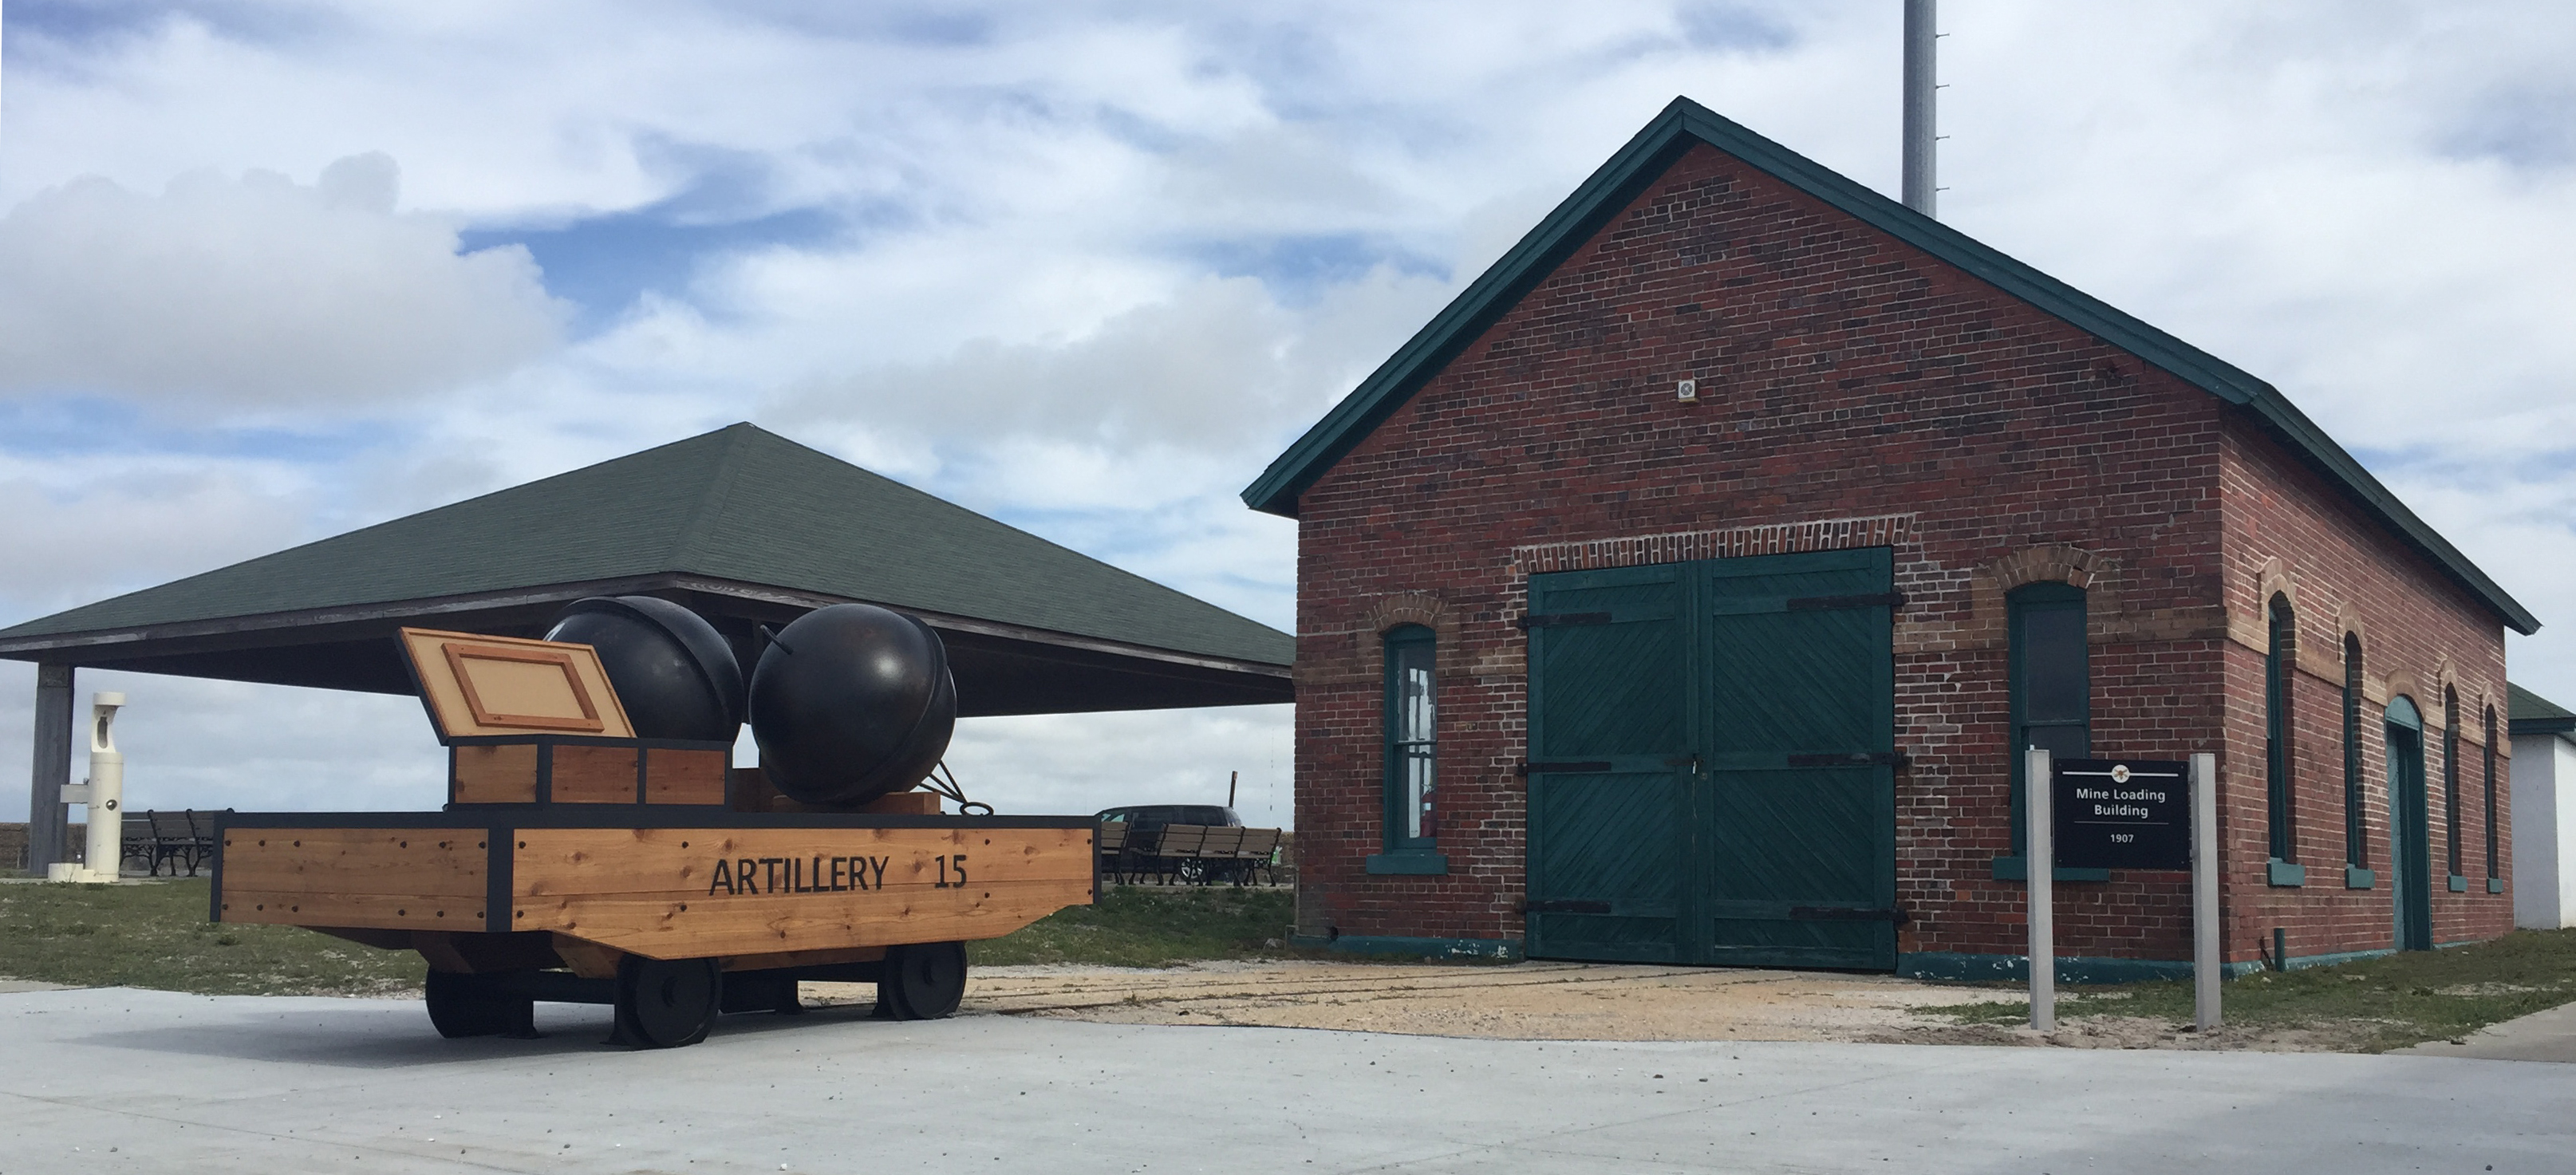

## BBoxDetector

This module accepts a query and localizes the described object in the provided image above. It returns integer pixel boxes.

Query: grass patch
[1,879,1293,995]
[0,880,423,997]
[967,885,1296,968]
[1924,928,2576,1051]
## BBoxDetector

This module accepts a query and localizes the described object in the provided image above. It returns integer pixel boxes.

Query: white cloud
[0,452,317,623]
[5,1,2576,825]
[767,266,1448,452]
[0,666,444,823]
[0,155,566,408]
[1930,2,2576,451]
[944,705,1295,828]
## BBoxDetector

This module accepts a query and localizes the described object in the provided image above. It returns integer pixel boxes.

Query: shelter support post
[26,664,73,874]
[2026,746,2053,1033]
[2191,751,2220,1031]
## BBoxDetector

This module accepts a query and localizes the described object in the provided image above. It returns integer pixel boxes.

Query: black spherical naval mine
[544,596,746,743]
[748,604,957,806]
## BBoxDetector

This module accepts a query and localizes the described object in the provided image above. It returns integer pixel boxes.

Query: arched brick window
[2266,596,2296,865]
[1382,624,1437,850]
[2444,685,2461,881]
[2008,582,2088,859]
[2484,703,2499,885]
[2343,633,2365,869]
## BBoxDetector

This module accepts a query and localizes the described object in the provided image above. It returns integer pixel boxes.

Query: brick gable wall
[1289,140,2513,967]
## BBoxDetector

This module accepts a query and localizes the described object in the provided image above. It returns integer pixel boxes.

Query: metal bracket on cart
[919,760,993,817]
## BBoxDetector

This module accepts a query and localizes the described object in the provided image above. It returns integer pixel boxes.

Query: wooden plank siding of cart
[212,813,1098,965]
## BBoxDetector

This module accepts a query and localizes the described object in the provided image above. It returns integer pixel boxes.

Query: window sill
[1990,857,2110,883]
[2489,877,2505,894]
[2267,859,2306,887]
[2344,866,2375,890]
[1367,851,1449,876]
[2448,874,2469,893]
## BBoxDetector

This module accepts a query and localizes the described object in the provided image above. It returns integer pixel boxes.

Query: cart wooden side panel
[511,825,1092,958]
[218,828,491,930]
[212,814,1097,961]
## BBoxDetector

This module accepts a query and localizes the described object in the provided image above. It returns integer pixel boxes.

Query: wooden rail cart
[207,627,1097,1047]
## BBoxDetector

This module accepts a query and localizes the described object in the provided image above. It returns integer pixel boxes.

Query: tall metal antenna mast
[1902,0,1938,217]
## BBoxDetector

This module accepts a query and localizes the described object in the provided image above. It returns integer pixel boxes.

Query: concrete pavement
[2397,999,2576,1063]
[3,986,2568,1173]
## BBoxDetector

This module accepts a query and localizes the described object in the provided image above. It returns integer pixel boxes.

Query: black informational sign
[2052,758,2190,870]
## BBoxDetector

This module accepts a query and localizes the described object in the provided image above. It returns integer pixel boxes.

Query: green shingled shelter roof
[2510,683,2576,737]
[2,423,1292,669]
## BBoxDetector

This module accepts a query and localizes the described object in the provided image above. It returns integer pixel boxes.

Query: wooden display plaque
[399,628,634,741]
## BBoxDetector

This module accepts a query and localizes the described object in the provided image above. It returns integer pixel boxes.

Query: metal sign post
[2191,751,2220,1031]
[2026,747,2053,1033]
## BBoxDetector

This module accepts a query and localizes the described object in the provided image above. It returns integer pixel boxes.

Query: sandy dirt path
[810,960,2429,1051]
[812,959,2026,1043]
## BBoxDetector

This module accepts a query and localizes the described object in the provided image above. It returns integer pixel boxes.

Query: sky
[3,1,2575,826]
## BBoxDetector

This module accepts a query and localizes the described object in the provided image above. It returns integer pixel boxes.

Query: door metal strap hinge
[1784,591,1907,612]
[1517,760,1614,776]
[1514,611,1612,630]
[1788,906,1910,924]
[1523,899,1614,914]
[1785,751,1911,768]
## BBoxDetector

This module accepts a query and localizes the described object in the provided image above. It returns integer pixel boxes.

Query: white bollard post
[2027,746,2053,1033]
[66,693,126,884]
[2191,751,2220,1031]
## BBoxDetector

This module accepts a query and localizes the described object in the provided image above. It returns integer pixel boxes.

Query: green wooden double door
[1524,548,1899,969]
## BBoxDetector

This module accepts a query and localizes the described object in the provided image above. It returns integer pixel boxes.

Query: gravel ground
[803,959,2511,1053]
[808,958,2030,1043]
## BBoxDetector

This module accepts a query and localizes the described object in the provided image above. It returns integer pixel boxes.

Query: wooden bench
[120,813,155,875]
[1146,824,1209,884]
[1096,822,1131,884]
[146,810,198,876]
[1124,824,1288,885]
[185,810,223,875]
[1232,827,1283,885]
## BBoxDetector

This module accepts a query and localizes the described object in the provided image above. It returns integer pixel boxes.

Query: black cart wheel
[878,941,968,1020]
[614,956,723,1048]
[425,970,535,1039]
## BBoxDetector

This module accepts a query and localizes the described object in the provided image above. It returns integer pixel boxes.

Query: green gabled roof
[1241,96,2539,636]
[2510,683,2576,737]
[5,423,1292,666]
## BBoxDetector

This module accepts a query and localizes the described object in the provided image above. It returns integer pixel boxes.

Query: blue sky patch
[1675,2,1797,53]
[2439,85,2576,168]
[1192,233,1449,307]
[2,0,339,61]
[460,205,844,333]
[0,397,400,466]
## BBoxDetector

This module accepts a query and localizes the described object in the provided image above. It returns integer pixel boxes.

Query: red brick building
[1241,98,2535,978]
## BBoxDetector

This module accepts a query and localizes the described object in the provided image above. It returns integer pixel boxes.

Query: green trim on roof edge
[1240,97,2538,636]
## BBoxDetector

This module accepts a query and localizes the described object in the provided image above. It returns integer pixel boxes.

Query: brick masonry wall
[2217,423,2515,958]
[1288,140,2516,966]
